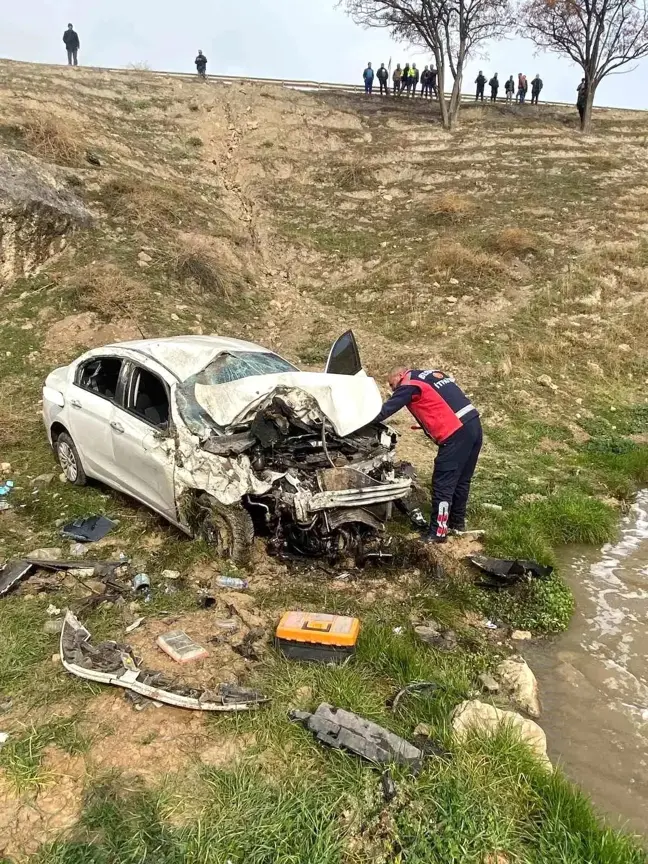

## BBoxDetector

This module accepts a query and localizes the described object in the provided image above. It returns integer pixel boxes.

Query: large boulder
[452,699,551,770]
[0,151,91,288]
[496,656,541,717]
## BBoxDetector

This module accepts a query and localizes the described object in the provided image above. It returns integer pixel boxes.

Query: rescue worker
[63,23,80,66]
[489,73,499,102]
[402,63,411,94]
[195,50,207,77]
[410,63,420,97]
[363,62,374,95]
[504,75,515,103]
[475,71,486,101]
[577,78,587,123]
[393,64,403,95]
[376,366,482,543]
[517,72,528,104]
[429,65,438,98]
[530,74,543,105]
[420,66,431,98]
[377,63,389,95]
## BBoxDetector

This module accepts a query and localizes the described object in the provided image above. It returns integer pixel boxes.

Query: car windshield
[176,351,298,435]
[199,351,296,385]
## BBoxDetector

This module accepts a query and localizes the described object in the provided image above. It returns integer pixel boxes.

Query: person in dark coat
[377,63,389,95]
[63,24,80,66]
[363,62,375,95]
[475,71,486,101]
[376,366,482,543]
[489,73,499,102]
[195,50,207,77]
[517,73,528,104]
[420,66,431,98]
[429,65,438,98]
[504,75,515,103]
[402,63,411,94]
[577,78,588,123]
[530,74,543,105]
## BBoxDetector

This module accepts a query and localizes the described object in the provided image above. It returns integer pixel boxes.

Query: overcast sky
[1,0,646,108]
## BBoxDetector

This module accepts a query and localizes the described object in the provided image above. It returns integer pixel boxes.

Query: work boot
[424,533,447,544]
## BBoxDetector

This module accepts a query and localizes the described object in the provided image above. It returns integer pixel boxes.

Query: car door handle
[110,421,125,434]
[70,399,81,409]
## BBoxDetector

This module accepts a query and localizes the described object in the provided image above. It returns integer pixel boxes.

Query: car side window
[127,366,170,430]
[76,358,122,401]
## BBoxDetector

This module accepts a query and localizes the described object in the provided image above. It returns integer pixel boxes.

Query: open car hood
[193,371,382,437]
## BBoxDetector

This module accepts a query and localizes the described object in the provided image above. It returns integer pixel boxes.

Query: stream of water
[524,491,648,835]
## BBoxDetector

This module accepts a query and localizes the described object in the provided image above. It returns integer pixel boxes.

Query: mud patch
[43,311,141,361]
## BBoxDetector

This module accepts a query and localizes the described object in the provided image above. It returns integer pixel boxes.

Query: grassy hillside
[1,60,648,861]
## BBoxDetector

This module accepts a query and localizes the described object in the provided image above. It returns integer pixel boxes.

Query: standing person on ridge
[392,64,403,95]
[489,73,499,102]
[63,23,80,66]
[377,63,389,95]
[195,50,207,78]
[504,75,515,103]
[576,77,588,124]
[530,74,543,105]
[411,63,420,97]
[517,72,528,104]
[375,366,482,543]
[475,71,486,101]
[429,64,438,98]
[402,63,411,94]
[363,62,374,95]
[420,66,431,98]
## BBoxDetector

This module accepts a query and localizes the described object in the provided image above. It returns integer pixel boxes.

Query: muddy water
[524,491,648,835]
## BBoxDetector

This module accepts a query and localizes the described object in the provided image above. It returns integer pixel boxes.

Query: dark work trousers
[364,79,373,94]
[531,92,539,104]
[379,80,389,95]
[67,48,78,66]
[430,417,483,538]
[421,83,430,98]
[490,88,498,102]
[476,86,485,101]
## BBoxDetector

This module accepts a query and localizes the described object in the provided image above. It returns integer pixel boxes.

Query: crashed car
[42,331,411,562]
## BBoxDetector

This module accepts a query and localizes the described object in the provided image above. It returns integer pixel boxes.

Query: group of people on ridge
[475,72,544,104]
[362,62,438,98]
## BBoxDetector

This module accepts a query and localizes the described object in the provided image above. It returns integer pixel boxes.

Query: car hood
[193,371,382,437]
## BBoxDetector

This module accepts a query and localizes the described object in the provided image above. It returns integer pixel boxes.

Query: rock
[161,569,181,581]
[138,251,152,263]
[0,462,10,473]
[536,374,557,391]
[478,673,500,693]
[618,343,631,353]
[32,473,55,488]
[415,624,458,652]
[0,150,91,284]
[451,700,551,769]
[27,547,63,561]
[69,542,88,559]
[511,630,532,641]
[43,618,64,635]
[496,656,540,717]
[413,722,432,738]
[482,502,503,512]
[86,151,102,166]
[51,653,61,665]
[294,686,313,704]
[449,278,459,285]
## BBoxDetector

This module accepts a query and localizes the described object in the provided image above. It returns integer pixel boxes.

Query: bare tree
[520,0,648,131]
[341,0,512,129]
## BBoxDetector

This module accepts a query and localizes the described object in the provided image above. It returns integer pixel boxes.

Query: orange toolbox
[275,611,360,663]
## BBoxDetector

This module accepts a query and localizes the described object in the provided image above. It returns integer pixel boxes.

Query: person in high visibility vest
[410,63,419,97]
[375,366,482,543]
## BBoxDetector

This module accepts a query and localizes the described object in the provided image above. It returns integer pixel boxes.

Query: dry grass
[426,240,505,283]
[98,178,189,229]
[333,162,374,191]
[428,192,475,223]
[21,115,81,166]
[0,404,25,450]
[489,227,536,255]
[67,263,147,319]
[167,238,254,302]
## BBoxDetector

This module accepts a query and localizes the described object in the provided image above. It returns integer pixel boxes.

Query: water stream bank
[524,491,648,835]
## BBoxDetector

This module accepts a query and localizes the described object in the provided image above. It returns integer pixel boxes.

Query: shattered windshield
[177,351,298,436]
[199,352,297,384]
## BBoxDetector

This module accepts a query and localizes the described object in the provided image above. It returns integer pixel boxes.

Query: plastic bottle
[215,575,248,590]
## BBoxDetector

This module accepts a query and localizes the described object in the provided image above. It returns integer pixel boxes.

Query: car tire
[198,494,254,565]
[56,431,88,486]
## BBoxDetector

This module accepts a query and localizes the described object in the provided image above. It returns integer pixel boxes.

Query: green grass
[0,718,88,791]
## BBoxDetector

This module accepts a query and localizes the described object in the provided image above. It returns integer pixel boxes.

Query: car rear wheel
[56,432,87,486]
[197,494,254,565]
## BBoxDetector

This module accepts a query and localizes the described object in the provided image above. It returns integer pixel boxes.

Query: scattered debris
[197,590,217,608]
[161,569,180,581]
[125,617,145,634]
[43,618,64,634]
[414,622,458,652]
[0,479,14,497]
[478,673,500,694]
[389,681,439,713]
[0,560,33,597]
[61,611,267,711]
[233,627,266,660]
[451,699,551,770]
[381,770,397,802]
[290,703,423,772]
[276,611,360,663]
[157,631,209,663]
[61,515,116,543]
[132,573,151,594]
[47,603,61,616]
[511,630,532,641]
[413,722,432,738]
[216,575,248,590]
[470,555,552,589]
[214,618,239,632]
[0,732,9,749]
[69,543,88,559]
[32,473,55,488]
[496,656,541,717]
[0,696,13,714]
[1,556,126,598]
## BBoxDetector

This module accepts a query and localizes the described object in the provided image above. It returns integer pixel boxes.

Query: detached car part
[470,555,553,589]
[60,611,268,712]
[290,702,423,772]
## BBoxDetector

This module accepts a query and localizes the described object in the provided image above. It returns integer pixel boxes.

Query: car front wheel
[197,494,254,565]
[56,431,88,486]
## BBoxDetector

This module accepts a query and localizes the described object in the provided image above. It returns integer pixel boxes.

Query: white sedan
[42,332,411,562]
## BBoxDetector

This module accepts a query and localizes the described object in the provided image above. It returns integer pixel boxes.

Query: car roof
[103,335,269,381]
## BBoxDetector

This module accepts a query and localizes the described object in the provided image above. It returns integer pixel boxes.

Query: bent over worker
[376,366,482,543]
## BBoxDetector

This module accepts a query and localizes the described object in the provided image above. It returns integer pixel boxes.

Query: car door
[66,356,124,483]
[325,330,363,376]
[109,361,177,520]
